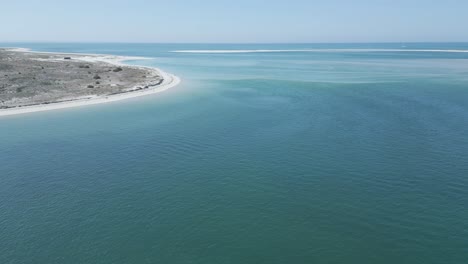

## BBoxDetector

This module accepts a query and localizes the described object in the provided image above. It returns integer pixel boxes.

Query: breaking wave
[171,49,468,54]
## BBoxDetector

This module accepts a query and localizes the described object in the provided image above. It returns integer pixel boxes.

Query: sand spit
[0,48,180,116]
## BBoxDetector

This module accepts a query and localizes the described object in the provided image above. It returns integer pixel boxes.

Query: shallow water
[1,43,468,264]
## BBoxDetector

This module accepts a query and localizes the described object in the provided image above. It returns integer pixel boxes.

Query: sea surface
[1,43,467,264]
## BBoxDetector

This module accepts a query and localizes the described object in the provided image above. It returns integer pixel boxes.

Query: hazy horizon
[2,41,468,44]
[2,0,468,43]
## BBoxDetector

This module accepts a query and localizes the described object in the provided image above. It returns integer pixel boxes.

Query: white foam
[171,49,468,54]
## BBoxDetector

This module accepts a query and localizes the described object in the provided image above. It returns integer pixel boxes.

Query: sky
[1,0,467,43]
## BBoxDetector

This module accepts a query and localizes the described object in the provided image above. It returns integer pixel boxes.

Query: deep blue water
[1,43,468,264]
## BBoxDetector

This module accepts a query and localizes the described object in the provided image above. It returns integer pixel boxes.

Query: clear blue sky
[1,0,467,43]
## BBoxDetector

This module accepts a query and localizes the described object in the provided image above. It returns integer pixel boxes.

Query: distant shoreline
[0,48,180,117]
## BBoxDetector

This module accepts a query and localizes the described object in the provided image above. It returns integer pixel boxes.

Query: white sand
[0,48,181,117]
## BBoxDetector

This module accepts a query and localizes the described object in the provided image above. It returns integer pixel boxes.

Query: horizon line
[1,41,468,45]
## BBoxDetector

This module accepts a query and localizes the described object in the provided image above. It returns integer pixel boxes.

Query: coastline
[0,48,181,117]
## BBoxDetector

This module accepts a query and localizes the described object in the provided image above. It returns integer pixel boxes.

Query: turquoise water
[1,43,468,263]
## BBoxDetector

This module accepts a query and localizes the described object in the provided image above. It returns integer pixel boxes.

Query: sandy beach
[0,48,180,117]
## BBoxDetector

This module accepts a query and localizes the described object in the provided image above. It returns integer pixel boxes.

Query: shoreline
[0,48,181,117]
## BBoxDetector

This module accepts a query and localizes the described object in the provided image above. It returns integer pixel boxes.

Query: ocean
[1,43,467,263]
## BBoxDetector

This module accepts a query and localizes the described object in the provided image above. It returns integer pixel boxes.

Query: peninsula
[0,48,180,116]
